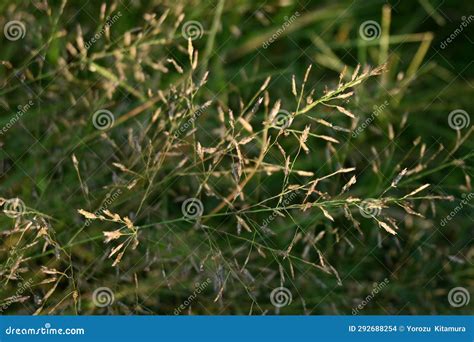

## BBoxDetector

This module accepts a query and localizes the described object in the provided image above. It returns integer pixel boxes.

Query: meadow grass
[0,0,472,314]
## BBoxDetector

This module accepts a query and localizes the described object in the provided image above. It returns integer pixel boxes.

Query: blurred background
[0,0,472,314]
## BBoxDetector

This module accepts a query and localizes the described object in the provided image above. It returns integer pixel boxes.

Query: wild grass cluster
[0,0,472,315]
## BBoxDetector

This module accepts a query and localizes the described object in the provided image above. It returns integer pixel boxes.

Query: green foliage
[0,0,472,315]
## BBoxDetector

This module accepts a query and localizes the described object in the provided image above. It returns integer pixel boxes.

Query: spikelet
[402,184,430,199]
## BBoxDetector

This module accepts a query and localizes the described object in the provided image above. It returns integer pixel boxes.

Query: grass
[0,0,473,315]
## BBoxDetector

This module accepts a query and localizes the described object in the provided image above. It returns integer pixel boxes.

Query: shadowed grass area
[0,0,472,315]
